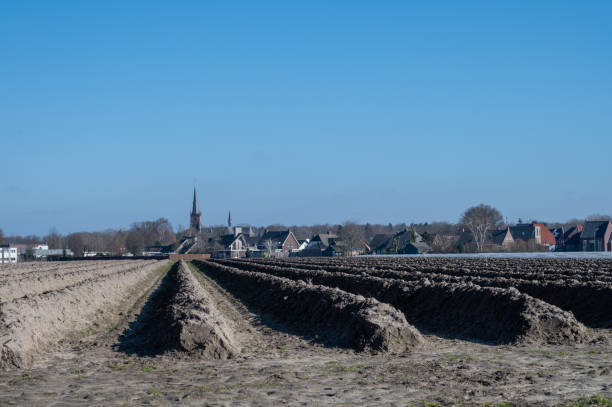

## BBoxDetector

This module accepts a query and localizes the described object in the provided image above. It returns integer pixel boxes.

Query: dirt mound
[0,260,159,302]
[192,260,424,353]
[0,261,166,369]
[267,257,612,282]
[301,264,612,329]
[218,259,587,345]
[398,282,586,345]
[300,264,612,329]
[120,261,238,359]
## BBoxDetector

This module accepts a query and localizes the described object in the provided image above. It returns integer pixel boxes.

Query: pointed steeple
[228,210,232,228]
[189,187,202,234]
[192,187,199,215]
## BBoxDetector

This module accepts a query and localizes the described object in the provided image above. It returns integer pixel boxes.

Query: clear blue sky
[1,1,611,236]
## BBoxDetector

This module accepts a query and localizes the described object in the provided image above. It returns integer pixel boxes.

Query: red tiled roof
[532,223,557,245]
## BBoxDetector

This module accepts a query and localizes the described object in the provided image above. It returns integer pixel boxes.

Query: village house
[429,234,456,252]
[9,244,29,259]
[301,233,342,257]
[33,248,74,258]
[296,239,310,252]
[257,230,300,256]
[533,223,557,246]
[563,225,583,251]
[210,222,259,259]
[580,221,612,252]
[491,227,515,250]
[245,234,261,253]
[0,245,18,263]
[509,222,557,248]
[456,228,514,252]
[369,228,432,254]
[550,227,565,250]
[369,234,392,255]
[351,240,371,256]
[212,233,248,258]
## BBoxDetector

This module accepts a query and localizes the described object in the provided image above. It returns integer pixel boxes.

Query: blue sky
[1,1,611,236]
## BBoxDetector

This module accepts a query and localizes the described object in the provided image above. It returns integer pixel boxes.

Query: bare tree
[45,227,63,249]
[264,239,274,254]
[460,204,503,252]
[338,221,364,257]
[66,233,85,256]
[125,230,145,256]
[0,228,3,245]
[363,223,374,241]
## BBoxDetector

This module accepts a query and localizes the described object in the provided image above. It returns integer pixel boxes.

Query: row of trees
[1,219,176,257]
[1,207,610,256]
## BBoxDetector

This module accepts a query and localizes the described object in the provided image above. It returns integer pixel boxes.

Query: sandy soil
[0,261,609,406]
[0,260,167,369]
[0,260,160,302]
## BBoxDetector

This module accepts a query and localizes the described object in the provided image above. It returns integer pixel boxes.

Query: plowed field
[0,257,610,406]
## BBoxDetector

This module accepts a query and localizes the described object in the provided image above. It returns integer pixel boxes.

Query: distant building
[403,241,432,254]
[580,221,612,252]
[245,234,261,253]
[491,227,515,250]
[301,233,341,257]
[177,188,204,254]
[550,227,565,250]
[189,187,203,234]
[532,223,557,246]
[0,245,18,263]
[455,227,514,252]
[429,234,458,252]
[509,222,556,248]
[211,223,260,259]
[83,251,112,257]
[213,233,248,259]
[33,248,74,258]
[369,234,392,255]
[563,225,584,251]
[143,244,175,256]
[296,239,310,252]
[369,228,431,254]
[258,230,300,256]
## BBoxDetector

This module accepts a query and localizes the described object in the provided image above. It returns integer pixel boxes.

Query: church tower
[190,187,202,233]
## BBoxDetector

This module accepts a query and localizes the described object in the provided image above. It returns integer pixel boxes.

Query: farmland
[0,257,611,405]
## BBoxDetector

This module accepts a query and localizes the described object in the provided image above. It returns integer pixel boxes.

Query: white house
[0,245,18,263]
[33,248,74,258]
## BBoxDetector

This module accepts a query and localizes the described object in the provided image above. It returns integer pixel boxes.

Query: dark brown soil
[117,261,238,359]
[192,260,425,353]
[218,259,588,345]
[263,259,612,328]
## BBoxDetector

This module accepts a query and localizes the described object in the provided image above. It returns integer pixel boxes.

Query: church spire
[228,210,232,228]
[189,187,202,234]
[192,187,199,215]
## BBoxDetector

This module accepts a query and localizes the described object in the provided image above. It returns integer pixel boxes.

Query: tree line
[1,206,610,256]
[0,219,176,257]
